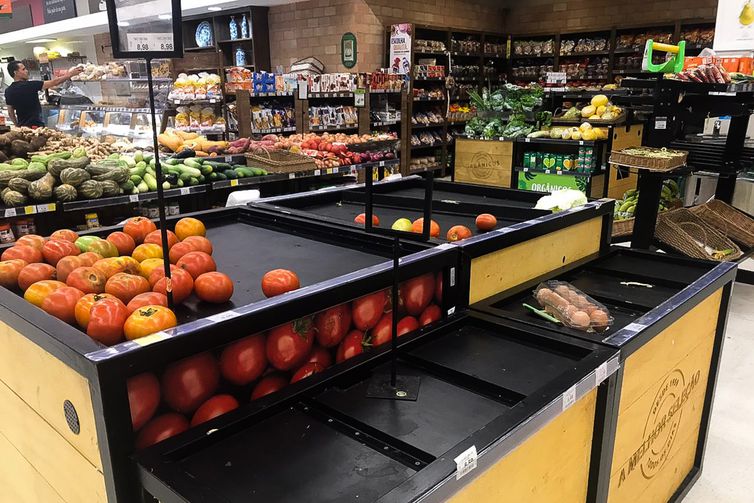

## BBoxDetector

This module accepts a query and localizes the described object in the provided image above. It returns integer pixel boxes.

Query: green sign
[517,171,588,193]
[341,32,357,69]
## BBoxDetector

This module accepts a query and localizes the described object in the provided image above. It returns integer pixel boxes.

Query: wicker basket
[245,150,317,174]
[609,147,688,172]
[655,208,743,262]
[689,200,754,248]
[612,217,635,237]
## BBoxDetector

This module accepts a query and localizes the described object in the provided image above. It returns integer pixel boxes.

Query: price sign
[107,0,182,58]
[129,194,139,203]
[126,33,175,52]
[546,71,567,85]
[4,208,16,218]
[454,445,477,480]
[230,179,239,187]
[562,385,577,411]
[354,89,366,107]
[655,117,667,130]
[180,187,190,195]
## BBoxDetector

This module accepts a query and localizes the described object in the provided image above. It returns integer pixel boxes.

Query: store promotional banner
[389,23,412,74]
[518,172,585,193]
[714,0,754,51]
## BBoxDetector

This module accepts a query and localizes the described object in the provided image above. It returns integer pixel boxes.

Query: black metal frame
[106,0,184,60]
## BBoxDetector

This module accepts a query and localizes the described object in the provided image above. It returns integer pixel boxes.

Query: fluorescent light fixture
[158,14,172,20]
[117,21,130,27]
[208,6,222,11]
[26,38,57,44]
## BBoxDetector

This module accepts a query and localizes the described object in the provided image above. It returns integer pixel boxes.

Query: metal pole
[390,235,399,388]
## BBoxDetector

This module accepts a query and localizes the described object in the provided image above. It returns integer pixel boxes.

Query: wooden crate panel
[449,389,597,503]
[608,125,643,200]
[454,138,514,187]
[0,432,66,503]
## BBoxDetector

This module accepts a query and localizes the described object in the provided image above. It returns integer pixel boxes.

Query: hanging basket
[609,147,688,172]
[689,200,754,248]
[655,208,742,262]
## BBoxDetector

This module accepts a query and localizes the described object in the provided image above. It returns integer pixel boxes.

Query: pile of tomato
[0,216,234,346]
[127,270,443,450]
[353,212,499,242]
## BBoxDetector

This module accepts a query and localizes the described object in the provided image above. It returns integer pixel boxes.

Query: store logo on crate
[468,152,498,179]
[618,368,701,486]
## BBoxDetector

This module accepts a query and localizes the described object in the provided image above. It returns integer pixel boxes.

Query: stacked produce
[24,127,132,161]
[157,129,229,156]
[613,180,681,222]
[529,122,609,141]
[671,63,731,83]
[556,94,625,123]
[359,212,498,242]
[464,85,547,139]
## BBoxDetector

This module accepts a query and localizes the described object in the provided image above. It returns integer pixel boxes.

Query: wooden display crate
[453,138,514,187]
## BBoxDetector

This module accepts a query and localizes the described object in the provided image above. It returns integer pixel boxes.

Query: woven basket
[245,150,317,174]
[689,200,754,248]
[609,148,688,172]
[655,208,742,262]
[612,218,635,237]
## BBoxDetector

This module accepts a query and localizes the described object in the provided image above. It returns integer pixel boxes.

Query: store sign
[713,0,754,51]
[43,0,77,23]
[389,23,412,74]
[0,0,12,17]
[518,172,584,192]
[546,72,567,85]
[341,32,357,69]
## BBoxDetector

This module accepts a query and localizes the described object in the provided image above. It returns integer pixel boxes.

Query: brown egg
[555,285,571,297]
[571,294,590,308]
[590,310,609,328]
[536,288,552,304]
[582,303,597,315]
[548,292,570,310]
[570,310,591,329]
[562,305,578,318]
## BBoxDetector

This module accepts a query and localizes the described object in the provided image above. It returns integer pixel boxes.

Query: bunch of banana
[613,179,681,221]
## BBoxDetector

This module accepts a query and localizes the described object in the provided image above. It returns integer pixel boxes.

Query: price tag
[230,179,239,187]
[129,195,139,203]
[525,137,530,142]
[126,33,175,52]
[4,208,16,217]
[173,99,180,105]
[313,169,321,176]
[209,99,216,104]
[326,168,334,175]
[298,81,308,100]
[655,117,667,130]
[545,169,550,174]
[447,306,456,316]
[449,267,456,287]
[624,322,647,333]
[454,445,477,480]
[207,310,241,323]
[579,140,584,145]
[224,156,232,163]
[180,188,190,195]
[379,160,385,167]
[595,362,608,386]
[23,205,35,215]
[132,331,171,347]
[354,89,366,107]
[289,173,296,179]
[562,385,577,411]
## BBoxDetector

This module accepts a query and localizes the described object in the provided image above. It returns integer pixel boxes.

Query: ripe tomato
[194,272,233,304]
[354,213,380,226]
[41,286,84,324]
[370,312,393,346]
[124,305,177,340]
[251,373,289,400]
[447,225,472,242]
[74,293,117,329]
[168,241,196,264]
[78,252,103,267]
[50,229,78,243]
[397,316,420,336]
[144,229,179,250]
[307,345,333,368]
[148,264,182,287]
[314,303,352,348]
[161,352,220,413]
[2,245,43,264]
[220,333,267,385]
[93,257,141,279]
[17,263,56,291]
[291,362,324,384]
[135,413,189,450]
[132,243,163,263]
[336,330,366,363]
[411,218,441,237]
[190,395,239,427]
[435,271,443,303]
[74,236,100,253]
[153,272,194,305]
[174,217,206,241]
[127,372,160,431]
[266,318,315,371]
[126,292,168,314]
[42,239,80,266]
[475,213,497,231]
[105,272,150,304]
[182,236,213,255]
[0,259,27,289]
[139,258,164,279]
[66,266,107,294]
[56,255,84,283]
[87,297,129,346]
[419,304,442,326]
[24,280,66,307]
[400,273,435,316]
[123,217,157,245]
[87,239,119,259]
[106,231,136,257]
[176,251,216,280]
[16,234,45,251]
[352,290,387,331]
[261,269,300,298]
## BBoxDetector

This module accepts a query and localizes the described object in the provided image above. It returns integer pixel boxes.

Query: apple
[391,218,413,232]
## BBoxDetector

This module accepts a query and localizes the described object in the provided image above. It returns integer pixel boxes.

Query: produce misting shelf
[248,92,294,98]
[411,123,445,130]
[510,54,554,59]
[514,167,596,177]
[250,127,297,134]
[516,137,601,146]
[307,92,355,98]
[308,125,359,132]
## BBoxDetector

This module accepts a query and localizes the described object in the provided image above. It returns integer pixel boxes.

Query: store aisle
[685,282,754,503]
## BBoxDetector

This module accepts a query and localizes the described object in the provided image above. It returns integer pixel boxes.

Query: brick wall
[505,0,717,34]
[366,0,506,33]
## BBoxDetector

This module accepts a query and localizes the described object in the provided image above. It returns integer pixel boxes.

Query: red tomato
[194,272,233,304]
[66,266,107,294]
[124,305,177,341]
[17,263,56,291]
[168,241,196,264]
[435,271,443,304]
[161,352,220,413]
[251,373,289,400]
[127,372,161,431]
[50,229,78,243]
[261,269,300,298]
[400,273,435,316]
[123,217,157,245]
[42,239,80,266]
[336,330,366,363]
[144,229,179,250]
[0,259,27,289]
[370,313,393,346]
[354,213,380,226]
[266,318,315,371]
[24,280,66,307]
[352,290,387,331]
[446,225,472,242]
[106,232,136,257]
[307,345,333,368]
[135,413,189,450]
[182,236,213,255]
[398,316,420,336]
[78,252,103,267]
[16,234,45,251]
[41,286,84,324]
[190,395,239,427]
[56,255,84,283]
[105,272,151,304]
[152,268,194,305]
[148,264,182,287]
[419,304,442,326]
[314,303,352,348]
[74,293,118,329]
[93,256,141,279]
[176,251,216,280]
[132,243,163,263]
[174,217,206,241]
[475,213,497,231]
[291,362,324,383]
[220,333,267,385]
[87,297,128,346]
[126,292,168,314]
[2,245,43,264]
[411,218,441,237]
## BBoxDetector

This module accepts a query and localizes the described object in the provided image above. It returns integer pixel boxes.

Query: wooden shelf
[217,37,254,44]
[184,46,216,52]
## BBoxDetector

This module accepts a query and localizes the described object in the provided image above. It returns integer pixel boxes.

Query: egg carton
[532,281,613,332]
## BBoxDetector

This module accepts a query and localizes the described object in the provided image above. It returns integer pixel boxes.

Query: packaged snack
[533,281,613,332]
[175,107,190,127]
[200,107,216,127]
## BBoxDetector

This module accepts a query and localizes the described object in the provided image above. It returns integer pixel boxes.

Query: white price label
[525,137,530,142]
[562,385,577,411]
[129,195,139,203]
[207,310,241,323]
[579,140,584,145]
[447,306,456,316]
[379,161,385,167]
[655,117,667,130]
[36,203,55,213]
[595,362,608,386]
[449,267,456,287]
[224,156,232,163]
[230,179,239,187]
[126,33,175,52]
[289,173,296,179]
[209,99,216,104]
[180,188,190,195]
[132,331,171,347]
[314,169,321,176]
[354,91,366,107]
[454,445,477,480]
[4,208,16,217]
[173,99,180,105]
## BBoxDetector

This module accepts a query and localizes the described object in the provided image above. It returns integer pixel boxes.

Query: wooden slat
[0,432,67,503]
[449,389,597,503]
[608,125,642,199]
[469,216,603,304]
[454,138,514,187]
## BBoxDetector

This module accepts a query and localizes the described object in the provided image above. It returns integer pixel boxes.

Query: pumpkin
[59,168,91,187]
[78,180,103,199]
[54,184,78,202]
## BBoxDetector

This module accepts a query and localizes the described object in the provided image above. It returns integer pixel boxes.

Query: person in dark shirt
[4,61,82,127]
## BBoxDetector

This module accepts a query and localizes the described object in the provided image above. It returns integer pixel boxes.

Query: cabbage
[535,189,588,212]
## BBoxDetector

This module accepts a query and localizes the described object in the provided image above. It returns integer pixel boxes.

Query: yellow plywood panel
[0,321,101,471]
[608,125,642,200]
[454,138,514,188]
[0,381,107,503]
[449,389,597,503]
[0,432,67,503]
[469,216,602,304]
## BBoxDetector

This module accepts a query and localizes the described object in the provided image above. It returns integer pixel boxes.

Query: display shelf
[483,53,507,59]
[76,78,173,83]
[370,121,401,127]
[411,142,444,150]
[308,125,359,132]
[184,46,216,52]
[169,97,223,105]
[211,174,287,188]
[217,37,254,44]
[511,54,554,59]
[369,89,403,94]
[613,47,644,54]
[1,203,56,218]
[223,65,255,69]
[413,77,445,82]
[251,126,297,134]
[248,91,294,97]
[409,164,444,174]
[307,92,355,98]
[413,97,446,102]
[414,49,448,56]
[411,123,445,130]
[516,137,600,146]
[174,127,227,134]
[560,50,610,57]
[449,51,483,57]
[514,166,594,177]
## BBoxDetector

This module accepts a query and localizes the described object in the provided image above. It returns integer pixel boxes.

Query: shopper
[4,61,82,127]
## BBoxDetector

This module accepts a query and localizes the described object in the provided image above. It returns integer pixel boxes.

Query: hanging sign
[341,32,357,69]
[389,23,412,74]
[518,172,586,193]
[43,0,77,23]
[0,0,12,17]
[105,0,183,59]
[714,0,754,51]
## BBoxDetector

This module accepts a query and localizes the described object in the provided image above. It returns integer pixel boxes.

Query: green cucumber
[144,172,158,191]
[178,165,201,177]
[137,181,149,193]
[200,165,214,176]
[223,169,238,179]
[189,177,200,186]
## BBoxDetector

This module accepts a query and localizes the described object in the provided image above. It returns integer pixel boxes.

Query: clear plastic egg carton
[534,281,613,332]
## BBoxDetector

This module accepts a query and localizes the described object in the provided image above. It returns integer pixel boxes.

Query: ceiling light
[208,6,222,11]
[26,38,56,44]
[158,14,172,20]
